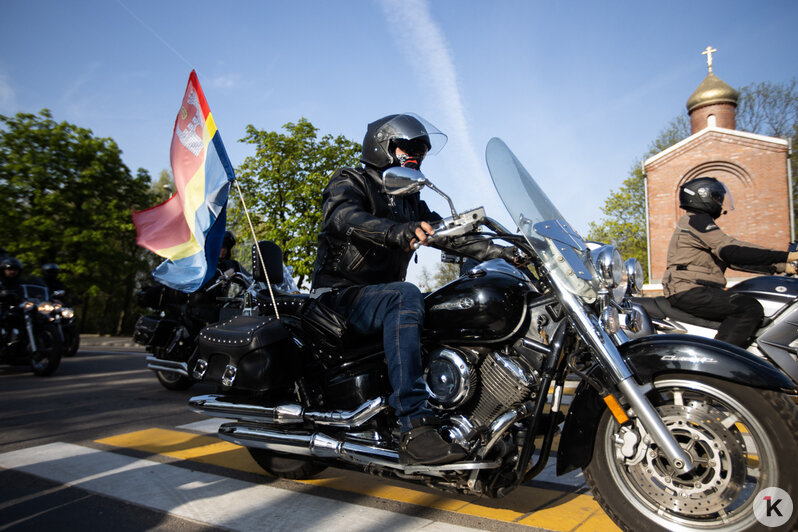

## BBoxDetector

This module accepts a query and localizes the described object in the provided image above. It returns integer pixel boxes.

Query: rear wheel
[30,322,63,376]
[584,374,798,531]
[247,448,327,479]
[155,370,194,391]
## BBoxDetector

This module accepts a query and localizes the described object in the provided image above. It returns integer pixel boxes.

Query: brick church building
[643,48,793,290]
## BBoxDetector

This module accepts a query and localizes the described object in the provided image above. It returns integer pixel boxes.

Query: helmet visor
[719,182,734,212]
[376,113,447,157]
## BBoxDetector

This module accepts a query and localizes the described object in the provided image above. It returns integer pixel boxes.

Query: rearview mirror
[382,167,427,196]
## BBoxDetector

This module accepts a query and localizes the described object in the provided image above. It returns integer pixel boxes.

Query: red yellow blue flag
[132,70,235,292]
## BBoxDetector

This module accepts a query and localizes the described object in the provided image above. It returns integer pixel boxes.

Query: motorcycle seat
[255,291,384,364]
[632,296,722,330]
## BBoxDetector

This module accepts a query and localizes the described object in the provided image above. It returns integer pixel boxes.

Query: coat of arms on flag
[132,70,236,292]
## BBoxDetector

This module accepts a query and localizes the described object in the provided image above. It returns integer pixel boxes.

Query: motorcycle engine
[426,347,539,430]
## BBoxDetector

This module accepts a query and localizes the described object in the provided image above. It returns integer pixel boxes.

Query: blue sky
[2,0,796,282]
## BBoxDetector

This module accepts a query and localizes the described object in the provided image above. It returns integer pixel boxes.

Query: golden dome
[686,73,739,113]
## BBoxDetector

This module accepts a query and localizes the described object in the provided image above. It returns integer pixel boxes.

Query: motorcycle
[629,275,798,389]
[133,267,254,390]
[38,288,80,357]
[188,138,798,531]
[0,283,64,376]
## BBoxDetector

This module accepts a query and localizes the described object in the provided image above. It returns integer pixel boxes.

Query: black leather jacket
[311,166,509,289]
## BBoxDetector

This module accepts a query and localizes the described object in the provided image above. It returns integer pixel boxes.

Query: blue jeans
[330,282,431,431]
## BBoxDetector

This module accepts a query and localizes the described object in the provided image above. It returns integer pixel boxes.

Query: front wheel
[584,374,798,532]
[247,448,327,479]
[155,370,194,391]
[29,322,63,376]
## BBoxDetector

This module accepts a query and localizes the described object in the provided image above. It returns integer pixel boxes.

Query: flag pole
[233,180,280,320]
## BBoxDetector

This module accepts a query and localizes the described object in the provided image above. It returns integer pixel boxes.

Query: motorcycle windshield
[486,137,598,299]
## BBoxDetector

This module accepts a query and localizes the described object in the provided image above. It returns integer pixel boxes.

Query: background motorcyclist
[662,176,798,347]
[218,231,245,274]
[0,257,24,306]
[310,113,517,465]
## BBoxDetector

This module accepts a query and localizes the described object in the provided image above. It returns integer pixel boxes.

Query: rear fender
[556,334,794,476]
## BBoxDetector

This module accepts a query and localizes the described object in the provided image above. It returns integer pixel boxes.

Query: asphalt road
[0,338,617,532]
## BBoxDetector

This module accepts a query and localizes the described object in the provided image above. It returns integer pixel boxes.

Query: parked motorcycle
[188,138,797,532]
[0,283,64,376]
[134,267,258,390]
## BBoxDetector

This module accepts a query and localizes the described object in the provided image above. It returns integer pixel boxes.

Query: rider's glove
[387,222,422,250]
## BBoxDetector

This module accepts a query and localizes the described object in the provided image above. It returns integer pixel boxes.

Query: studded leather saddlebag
[194,315,300,392]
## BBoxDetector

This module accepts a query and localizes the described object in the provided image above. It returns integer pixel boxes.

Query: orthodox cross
[702,46,717,73]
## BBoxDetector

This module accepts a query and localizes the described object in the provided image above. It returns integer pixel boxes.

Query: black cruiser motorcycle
[188,138,798,532]
[0,283,64,376]
[134,269,252,390]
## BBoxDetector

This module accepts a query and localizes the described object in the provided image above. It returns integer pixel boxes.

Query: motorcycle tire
[584,374,798,532]
[64,330,80,357]
[247,448,327,480]
[155,370,194,391]
[29,322,63,376]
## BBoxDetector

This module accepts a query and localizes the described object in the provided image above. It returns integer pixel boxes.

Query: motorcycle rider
[1,257,25,343]
[0,257,24,305]
[218,231,245,274]
[663,176,798,347]
[310,113,519,465]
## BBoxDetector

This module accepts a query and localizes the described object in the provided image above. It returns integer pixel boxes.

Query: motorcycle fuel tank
[730,275,798,305]
[424,268,533,344]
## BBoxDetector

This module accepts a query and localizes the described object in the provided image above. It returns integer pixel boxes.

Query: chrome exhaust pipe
[189,395,386,428]
[146,356,189,377]
[218,423,499,473]
[218,423,398,467]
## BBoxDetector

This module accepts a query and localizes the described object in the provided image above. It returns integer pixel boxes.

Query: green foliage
[417,261,460,292]
[0,109,155,333]
[588,80,798,281]
[233,118,361,288]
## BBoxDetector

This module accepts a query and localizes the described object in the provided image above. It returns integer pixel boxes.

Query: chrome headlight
[22,301,36,311]
[38,302,55,314]
[624,258,644,294]
[593,245,623,289]
[61,308,75,319]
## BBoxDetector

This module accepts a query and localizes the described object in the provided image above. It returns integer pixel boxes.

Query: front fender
[556,334,795,476]
[620,333,794,390]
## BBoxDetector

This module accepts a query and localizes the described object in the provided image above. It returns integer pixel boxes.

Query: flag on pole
[132,70,236,292]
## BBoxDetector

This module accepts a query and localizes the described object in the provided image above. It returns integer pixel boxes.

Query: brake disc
[622,402,747,515]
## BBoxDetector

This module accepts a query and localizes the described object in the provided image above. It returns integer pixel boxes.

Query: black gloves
[387,222,423,250]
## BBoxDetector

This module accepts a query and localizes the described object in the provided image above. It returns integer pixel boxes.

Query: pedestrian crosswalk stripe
[0,442,480,532]
[97,428,620,531]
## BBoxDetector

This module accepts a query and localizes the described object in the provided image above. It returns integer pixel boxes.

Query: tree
[588,80,798,279]
[232,118,361,288]
[0,109,155,334]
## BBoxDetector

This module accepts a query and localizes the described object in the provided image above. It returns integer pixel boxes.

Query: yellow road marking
[97,428,620,531]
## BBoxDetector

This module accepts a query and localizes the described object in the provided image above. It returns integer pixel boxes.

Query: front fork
[559,288,695,472]
[24,313,38,353]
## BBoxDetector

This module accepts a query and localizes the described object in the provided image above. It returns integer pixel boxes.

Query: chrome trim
[553,272,694,471]
[426,348,471,407]
[617,377,694,472]
[188,395,386,429]
[217,422,500,474]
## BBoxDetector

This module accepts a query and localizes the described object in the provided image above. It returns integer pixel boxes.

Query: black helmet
[223,231,236,250]
[42,263,59,275]
[1,257,22,272]
[360,113,447,171]
[679,177,734,219]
